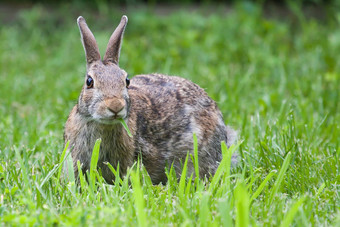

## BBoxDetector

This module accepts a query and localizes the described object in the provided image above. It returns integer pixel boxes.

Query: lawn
[0,2,339,226]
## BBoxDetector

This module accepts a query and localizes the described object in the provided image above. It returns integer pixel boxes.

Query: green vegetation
[1,3,339,226]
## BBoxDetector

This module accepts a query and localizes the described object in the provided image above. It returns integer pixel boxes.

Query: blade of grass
[199,192,211,226]
[250,170,276,203]
[34,182,59,216]
[316,182,326,197]
[178,153,189,202]
[208,143,228,193]
[235,181,249,227]
[130,161,147,227]
[279,195,306,227]
[223,142,238,193]
[218,198,232,227]
[121,163,136,197]
[40,162,60,188]
[105,162,123,185]
[165,162,178,189]
[66,150,75,183]
[55,141,70,193]
[268,152,292,206]
[193,133,199,185]
[65,149,76,194]
[14,146,30,191]
[89,139,101,190]
[209,142,239,193]
[77,160,87,192]
[119,118,132,138]
[185,173,193,197]
[165,163,176,209]
[57,141,69,182]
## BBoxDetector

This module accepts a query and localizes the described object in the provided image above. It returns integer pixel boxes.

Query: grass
[0,2,339,226]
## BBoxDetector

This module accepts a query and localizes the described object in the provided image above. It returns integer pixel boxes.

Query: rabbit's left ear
[103,15,128,65]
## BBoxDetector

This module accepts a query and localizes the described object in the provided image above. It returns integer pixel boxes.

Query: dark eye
[126,77,130,88]
[86,76,94,89]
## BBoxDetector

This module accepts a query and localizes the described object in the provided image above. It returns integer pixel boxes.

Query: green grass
[1,3,340,226]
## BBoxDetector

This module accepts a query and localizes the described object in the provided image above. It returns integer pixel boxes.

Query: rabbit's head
[76,16,130,124]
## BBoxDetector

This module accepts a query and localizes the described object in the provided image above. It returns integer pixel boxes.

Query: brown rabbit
[64,15,237,184]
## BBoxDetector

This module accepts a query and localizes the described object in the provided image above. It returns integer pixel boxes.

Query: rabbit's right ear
[77,16,101,65]
[103,16,128,65]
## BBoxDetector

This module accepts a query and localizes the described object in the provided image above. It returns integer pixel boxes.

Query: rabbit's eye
[126,77,130,88]
[86,76,94,89]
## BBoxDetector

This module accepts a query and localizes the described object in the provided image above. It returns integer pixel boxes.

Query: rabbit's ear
[103,15,128,65]
[77,16,101,65]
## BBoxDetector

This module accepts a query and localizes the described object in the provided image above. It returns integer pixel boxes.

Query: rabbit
[64,15,238,185]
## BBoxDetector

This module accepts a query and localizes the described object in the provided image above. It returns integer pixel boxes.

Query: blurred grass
[0,2,339,226]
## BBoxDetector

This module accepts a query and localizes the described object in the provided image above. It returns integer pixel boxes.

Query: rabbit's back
[127,74,237,183]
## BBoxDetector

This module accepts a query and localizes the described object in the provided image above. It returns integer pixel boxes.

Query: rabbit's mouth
[91,104,128,124]
[97,119,122,125]
[93,115,128,125]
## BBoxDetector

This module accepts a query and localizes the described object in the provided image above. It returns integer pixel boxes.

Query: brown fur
[64,16,237,184]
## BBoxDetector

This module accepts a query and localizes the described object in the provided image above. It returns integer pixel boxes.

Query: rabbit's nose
[105,98,125,114]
